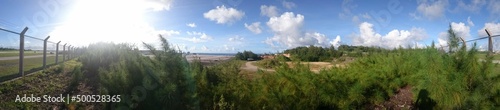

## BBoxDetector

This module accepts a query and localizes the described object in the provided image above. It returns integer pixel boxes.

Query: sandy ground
[240,61,275,72]
[185,55,234,66]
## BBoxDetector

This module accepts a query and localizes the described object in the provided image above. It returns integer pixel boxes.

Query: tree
[448,24,460,53]
[235,51,260,60]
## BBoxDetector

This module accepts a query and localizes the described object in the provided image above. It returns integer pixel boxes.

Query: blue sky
[1,0,500,53]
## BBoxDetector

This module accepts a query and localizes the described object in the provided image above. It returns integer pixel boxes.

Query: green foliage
[0,47,16,51]
[195,45,499,109]
[80,35,197,109]
[235,50,260,60]
[275,54,291,61]
[255,59,281,69]
[283,45,383,62]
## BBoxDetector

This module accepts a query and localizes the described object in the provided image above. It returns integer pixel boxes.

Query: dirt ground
[374,85,414,110]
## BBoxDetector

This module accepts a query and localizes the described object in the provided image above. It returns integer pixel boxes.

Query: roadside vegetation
[4,25,499,109]
[235,50,260,60]
[0,56,59,81]
[0,60,85,109]
[283,45,386,62]
[77,28,499,109]
[0,47,16,51]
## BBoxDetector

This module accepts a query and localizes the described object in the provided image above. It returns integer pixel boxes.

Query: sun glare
[49,0,163,46]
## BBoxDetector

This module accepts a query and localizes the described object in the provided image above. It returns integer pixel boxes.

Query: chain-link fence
[0,27,80,82]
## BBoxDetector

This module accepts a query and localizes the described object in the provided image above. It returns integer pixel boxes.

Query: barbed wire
[439,35,500,48]
[0,27,59,44]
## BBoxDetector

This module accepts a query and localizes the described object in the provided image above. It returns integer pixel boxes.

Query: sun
[49,0,165,46]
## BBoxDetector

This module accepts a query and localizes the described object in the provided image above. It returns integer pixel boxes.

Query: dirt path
[240,61,275,72]
[374,85,414,110]
[0,54,56,61]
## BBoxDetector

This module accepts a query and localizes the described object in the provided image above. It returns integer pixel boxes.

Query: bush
[80,35,197,109]
[255,59,281,69]
[235,51,260,60]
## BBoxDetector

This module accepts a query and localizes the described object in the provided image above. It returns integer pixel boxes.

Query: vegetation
[193,45,500,109]
[0,60,84,109]
[0,52,44,57]
[0,56,59,80]
[235,50,260,60]
[79,35,197,109]
[191,27,500,109]
[283,45,386,62]
[6,25,498,109]
[0,47,16,51]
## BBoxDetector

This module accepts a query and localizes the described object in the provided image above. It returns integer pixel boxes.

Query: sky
[1,0,500,53]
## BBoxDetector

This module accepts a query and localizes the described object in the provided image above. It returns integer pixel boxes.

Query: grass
[476,53,500,60]
[0,60,83,109]
[0,56,63,78]
[0,52,44,57]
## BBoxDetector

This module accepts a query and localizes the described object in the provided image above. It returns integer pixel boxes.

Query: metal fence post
[68,45,72,59]
[63,43,67,62]
[43,36,50,69]
[486,29,493,56]
[55,41,61,64]
[19,27,28,77]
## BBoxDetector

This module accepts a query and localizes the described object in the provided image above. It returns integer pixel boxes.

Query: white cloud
[416,0,448,20]
[456,0,486,13]
[144,0,174,11]
[223,44,235,51]
[437,32,449,47]
[155,30,180,38]
[467,16,474,27]
[265,12,337,48]
[185,31,213,43]
[260,5,279,17]
[477,23,500,51]
[352,22,428,48]
[244,22,262,34]
[282,1,296,9]
[201,45,209,51]
[478,22,500,37]
[203,5,245,24]
[228,35,244,42]
[330,36,342,48]
[186,23,196,28]
[450,22,471,38]
[188,46,196,51]
[436,22,472,47]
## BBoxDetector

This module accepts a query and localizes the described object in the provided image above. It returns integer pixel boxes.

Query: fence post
[63,43,67,62]
[19,27,28,77]
[55,41,61,64]
[486,29,493,56]
[68,45,72,59]
[459,37,466,47]
[43,36,50,69]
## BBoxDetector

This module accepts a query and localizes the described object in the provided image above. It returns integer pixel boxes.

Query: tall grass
[193,43,499,109]
[76,29,499,109]
[79,35,197,109]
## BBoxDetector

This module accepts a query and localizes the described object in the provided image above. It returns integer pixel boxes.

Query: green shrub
[80,35,197,109]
